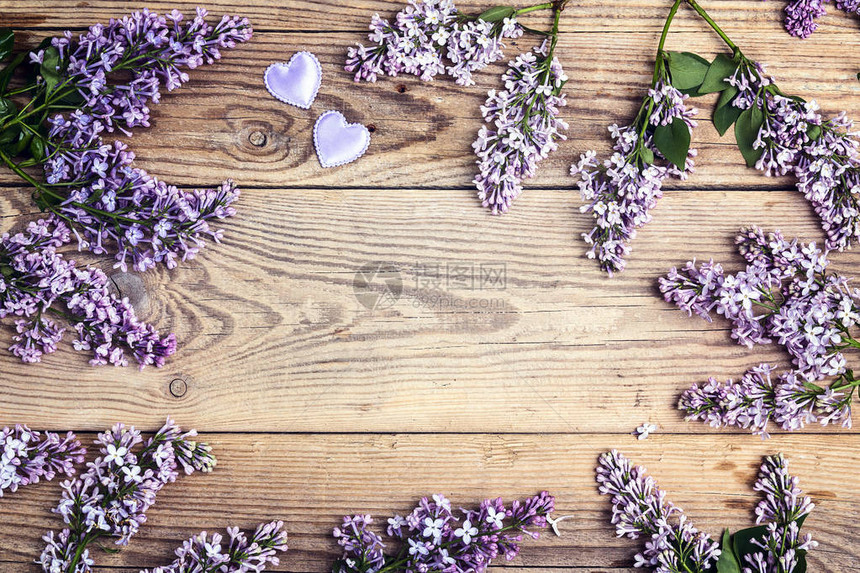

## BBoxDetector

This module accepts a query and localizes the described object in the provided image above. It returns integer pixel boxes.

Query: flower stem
[683,0,738,51]
[653,0,683,85]
[515,2,555,16]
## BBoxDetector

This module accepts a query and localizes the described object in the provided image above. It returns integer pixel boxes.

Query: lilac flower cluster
[473,41,568,214]
[596,450,720,572]
[571,81,698,275]
[30,8,250,272]
[662,227,858,435]
[776,0,860,38]
[680,363,853,437]
[0,218,176,368]
[725,61,860,250]
[744,454,817,573]
[141,521,288,573]
[333,492,555,573]
[1,425,85,497]
[38,418,215,573]
[345,0,523,86]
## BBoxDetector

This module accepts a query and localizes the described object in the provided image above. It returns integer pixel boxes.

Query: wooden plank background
[1,1,859,571]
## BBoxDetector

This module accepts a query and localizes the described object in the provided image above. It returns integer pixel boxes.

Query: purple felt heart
[313,111,371,168]
[264,51,322,109]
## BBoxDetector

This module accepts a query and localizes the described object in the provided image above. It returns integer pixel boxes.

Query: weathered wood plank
[2,0,859,35]
[3,186,860,434]
[0,433,856,571]
[0,28,857,189]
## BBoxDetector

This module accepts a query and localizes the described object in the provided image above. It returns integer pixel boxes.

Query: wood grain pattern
[1,0,859,571]
[0,434,858,571]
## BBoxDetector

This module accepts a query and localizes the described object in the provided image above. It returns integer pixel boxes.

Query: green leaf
[735,105,765,167]
[0,51,27,93]
[639,146,655,165]
[0,124,20,147]
[40,46,61,94]
[679,84,705,97]
[653,116,691,168]
[715,529,741,573]
[700,53,738,94]
[666,51,711,90]
[807,124,822,141]
[732,524,769,566]
[29,136,46,162]
[477,6,516,22]
[10,131,32,156]
[0,28,13,62]
[0,97,15,123]
[713,85,741,136]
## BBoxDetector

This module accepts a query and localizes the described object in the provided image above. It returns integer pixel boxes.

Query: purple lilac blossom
[680,364,853,437]
[0,217,176,368]
[34,8,250,272]
[1,425,85,497]
[572,81,698,275]
[743,455,817,573]
[345,0,523,86]
[665,227,858,435]
[38,418,215,573]
[771,0,860,38]
[333,492,555,573]
[725,61,860,250]
[596,450,721,572]
[783,0,827,37]
[661,227,860,380]
[140,521,288,573]
[473,41,568,214]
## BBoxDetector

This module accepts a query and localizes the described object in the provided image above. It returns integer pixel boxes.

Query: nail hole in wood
[367,124,377,133]
[397,84,407,93]
[248,130,267,147]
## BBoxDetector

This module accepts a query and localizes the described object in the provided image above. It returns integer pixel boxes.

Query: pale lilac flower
[743,455,817,573]
[140,521,288,573]
[345,0,522,85]
[572,82,697,275]
[0,218,176,368]
[770,0,860,37]
[29,9,251,272]
[38,418,215,573]
[596,450,720,573]
[334,492,555,573]
[726,61,860,250]
[0,425,85,497]
[633,422,657,440]
[667,227,860,434]
[474,41,568,214]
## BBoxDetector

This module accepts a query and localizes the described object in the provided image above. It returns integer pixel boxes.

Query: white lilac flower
[743,455,817,573]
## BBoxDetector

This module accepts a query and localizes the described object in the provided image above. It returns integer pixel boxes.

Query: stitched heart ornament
[264,51,322,109]
[313,111,371,168]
